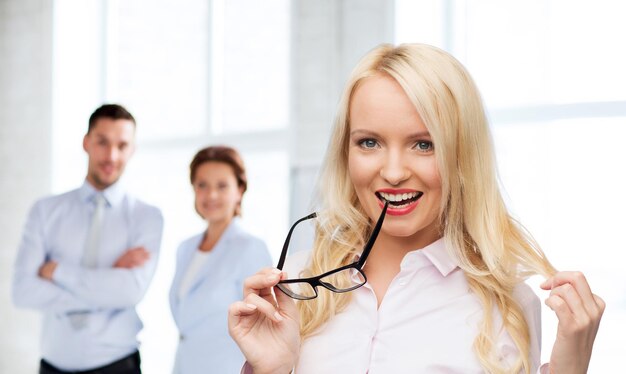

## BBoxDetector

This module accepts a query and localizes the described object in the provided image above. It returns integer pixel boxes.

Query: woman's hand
[541,271,605,374]
[228,268,300,374]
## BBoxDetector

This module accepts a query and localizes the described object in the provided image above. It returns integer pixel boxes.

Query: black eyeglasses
[275,201,388,300]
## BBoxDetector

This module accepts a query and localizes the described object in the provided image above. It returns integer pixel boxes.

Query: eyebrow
[349,129,432,138]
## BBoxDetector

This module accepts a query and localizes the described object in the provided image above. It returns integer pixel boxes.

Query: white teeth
[379,191,419,202]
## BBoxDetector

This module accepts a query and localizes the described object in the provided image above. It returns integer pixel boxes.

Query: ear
[238,186,244,200]
[83,134,89,152]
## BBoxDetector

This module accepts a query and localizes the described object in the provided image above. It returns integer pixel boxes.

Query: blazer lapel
[172,234,203,301]
[185,219,242,296]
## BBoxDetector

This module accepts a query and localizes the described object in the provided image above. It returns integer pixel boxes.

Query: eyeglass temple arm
[357,201,388,269]
[276,212,318,270]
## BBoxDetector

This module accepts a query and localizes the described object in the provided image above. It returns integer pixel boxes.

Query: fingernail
[267,274,278,282]
[274,311,284,322]
[271,268,282,274]
[245,303,257,310]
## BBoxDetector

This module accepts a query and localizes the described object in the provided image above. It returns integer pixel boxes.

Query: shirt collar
[78,179,126,207]
[401,238,459,277]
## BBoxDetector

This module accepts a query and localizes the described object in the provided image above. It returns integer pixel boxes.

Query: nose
[207,188,219,199]
[379,151,410,186]
[104,145,120,162]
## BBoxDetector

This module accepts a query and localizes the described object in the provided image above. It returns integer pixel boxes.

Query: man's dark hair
[88,104,136,133]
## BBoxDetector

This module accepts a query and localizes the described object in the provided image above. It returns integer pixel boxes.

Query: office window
[463,0,626,107]
[211,0,290,134]
[112,0,211,140]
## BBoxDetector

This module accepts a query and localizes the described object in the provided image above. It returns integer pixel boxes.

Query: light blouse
[251,238,550,373]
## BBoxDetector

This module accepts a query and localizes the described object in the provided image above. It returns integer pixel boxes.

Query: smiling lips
[99,161,116,172]
[375,189,423,216]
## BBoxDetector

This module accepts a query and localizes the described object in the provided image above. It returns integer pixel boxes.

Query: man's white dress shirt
[12,181,163,371]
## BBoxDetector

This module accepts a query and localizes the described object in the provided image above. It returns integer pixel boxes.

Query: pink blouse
[243,239,550,373]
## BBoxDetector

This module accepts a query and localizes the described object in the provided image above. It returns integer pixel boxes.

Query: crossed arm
[12,202,163,313]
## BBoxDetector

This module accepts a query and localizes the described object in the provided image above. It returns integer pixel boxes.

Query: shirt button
[398,278,407,286]
[179,334,185,341]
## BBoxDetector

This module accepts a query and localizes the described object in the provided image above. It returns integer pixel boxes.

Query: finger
[132,258,146,267]
[549,283,588,321]
[245,293,284,323]
[228,301,259,330]
[545,294,575,327]
[541,271,598,314]
[243,268,282,298]
[136,249,150,259]
[593,294,606,314]
[274,283,298,319]
[136,251,150,262]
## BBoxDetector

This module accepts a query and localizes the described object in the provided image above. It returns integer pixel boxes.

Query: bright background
[1,0,625,372]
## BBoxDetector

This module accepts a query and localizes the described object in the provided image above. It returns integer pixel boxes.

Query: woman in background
[170,145,272,374]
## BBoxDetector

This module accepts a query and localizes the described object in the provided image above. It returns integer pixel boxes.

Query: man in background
[12,104,163,374]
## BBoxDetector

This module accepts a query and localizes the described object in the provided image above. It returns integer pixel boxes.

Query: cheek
[228,191,240,204]
[418,159,442,190]
[89,148,103,161]
[193,194,202,207]
[118,152,132,165]
[420,162,443,211]
[194,190,206,203]
[348,153,371,188]
[425,170,442,190]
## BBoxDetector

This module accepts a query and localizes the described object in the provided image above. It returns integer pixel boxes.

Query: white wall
[0,1,53,372]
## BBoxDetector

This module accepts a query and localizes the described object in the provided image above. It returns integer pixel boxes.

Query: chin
[205,213,229,223]
[383,227,421,238]
[383,218,437,236]
[98,172,119,183]
[93,177,118,189]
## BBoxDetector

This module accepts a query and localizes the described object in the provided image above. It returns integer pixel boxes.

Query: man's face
[83,118,136,190]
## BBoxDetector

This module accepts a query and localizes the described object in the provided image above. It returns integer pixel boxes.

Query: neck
[86,176,114,191]
[366,227,441,272]
[199,217,233,252]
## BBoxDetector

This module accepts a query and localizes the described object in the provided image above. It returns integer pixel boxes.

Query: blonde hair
[298,43,556,373]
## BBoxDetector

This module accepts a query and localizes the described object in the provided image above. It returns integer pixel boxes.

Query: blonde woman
[228,44,604,373]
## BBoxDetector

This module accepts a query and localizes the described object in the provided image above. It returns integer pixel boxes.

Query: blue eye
[359,139,378,149]
[415,141,433,152]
